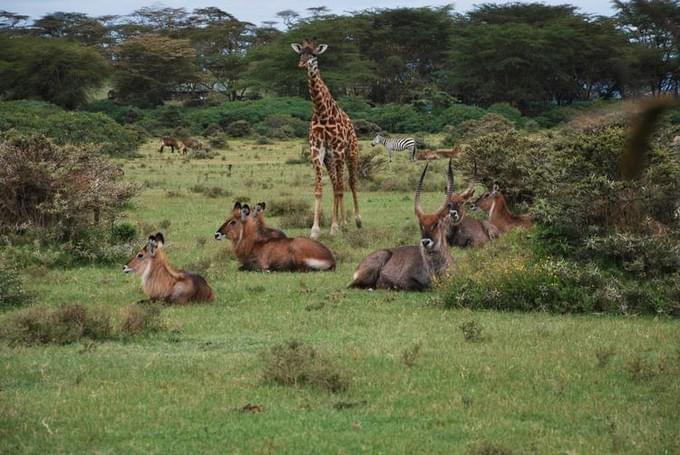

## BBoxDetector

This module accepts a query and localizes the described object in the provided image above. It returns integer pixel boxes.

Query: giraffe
[291,39,361,240]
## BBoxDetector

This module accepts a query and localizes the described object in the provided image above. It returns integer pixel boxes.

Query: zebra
[371,134,417,162]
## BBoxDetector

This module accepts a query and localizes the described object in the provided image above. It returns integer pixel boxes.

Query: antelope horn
[414,162,429,216]
[446,158,454,199]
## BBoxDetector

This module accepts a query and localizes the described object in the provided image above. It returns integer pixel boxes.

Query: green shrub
[352,119,382,138]
[225,120,251,137]
[487,102,523,126]
[0,263,32,308]
[0,100,143,156]
[0,134,138,243]
[0,304,113,346]
[443,113,514,146]
[120,303,164,335]
[262,340,349,393]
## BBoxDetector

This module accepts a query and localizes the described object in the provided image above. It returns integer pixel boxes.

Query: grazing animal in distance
[292,38,361,239]
[372,134,417,162]
[159,137,181,153]
[123,233,214,304]
[472,184,533,234]
[214,202,335,272]
[444,166,499,247]
[349,161,454,291]
[180,137,203,155]
[415,150,440,161]
[253,202,287,240]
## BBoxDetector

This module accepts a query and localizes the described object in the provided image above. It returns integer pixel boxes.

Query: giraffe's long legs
[347,137,362,228]
[325,151,340,235]
[310,143,324,240]
[335,156,346,226]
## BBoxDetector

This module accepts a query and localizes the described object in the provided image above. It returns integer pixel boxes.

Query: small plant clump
[262,340,350,393]
[459,320,484,343]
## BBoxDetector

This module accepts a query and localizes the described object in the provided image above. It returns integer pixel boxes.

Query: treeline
[1,1,680,112]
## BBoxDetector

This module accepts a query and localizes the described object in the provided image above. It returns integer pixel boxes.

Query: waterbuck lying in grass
[445,178,499,247]
[253,202,287,240]
[472,184,533,234]
[123,233,214,304]
[350,161,454,291]
[215,202,335,272]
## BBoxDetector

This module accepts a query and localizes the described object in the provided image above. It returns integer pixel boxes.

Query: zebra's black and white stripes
[371,134,417,162]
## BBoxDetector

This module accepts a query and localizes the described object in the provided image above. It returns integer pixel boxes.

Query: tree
[0,35,108,109]
[0,10,28,30]
[276,10,300,29]
[112,34,201,106]
[615,0,680,95]
[33,12,108,46]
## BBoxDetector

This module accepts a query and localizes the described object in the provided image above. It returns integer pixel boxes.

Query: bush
[352,119,382,138]
[443,113,515,146]
[0,134,138,242]
[0,263,32,308]
[0,100,143,156]
[262,340,349,393]
[225,120,251,137]
[0,304,113,346]
[255,114,308,138]
[120,303,164,335]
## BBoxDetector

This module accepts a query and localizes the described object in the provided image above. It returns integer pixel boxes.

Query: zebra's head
[291,39,328,70]
[371,134,384,147]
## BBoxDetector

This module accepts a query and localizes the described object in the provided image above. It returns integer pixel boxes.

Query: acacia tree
[0,35,108,109]
[615,0,680,95]
[112,34,201,105]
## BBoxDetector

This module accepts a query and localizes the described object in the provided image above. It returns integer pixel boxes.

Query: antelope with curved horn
[123,233,214,304]
[444,163,499,247]
[214,202,335,272]
[350,161,454,291]
[253,202,287,240]
[472,184,533,234]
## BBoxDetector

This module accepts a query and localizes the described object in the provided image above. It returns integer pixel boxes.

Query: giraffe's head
[291,38,328,69]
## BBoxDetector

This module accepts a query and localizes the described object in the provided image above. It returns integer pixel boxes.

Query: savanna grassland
[2,139,679,454]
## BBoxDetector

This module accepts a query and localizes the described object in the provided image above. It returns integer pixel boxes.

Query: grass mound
[262,340,349,393]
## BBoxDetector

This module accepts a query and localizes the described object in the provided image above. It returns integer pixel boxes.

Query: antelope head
[123,232,165,274]
[215,202,245,241]
[414,160,455,252]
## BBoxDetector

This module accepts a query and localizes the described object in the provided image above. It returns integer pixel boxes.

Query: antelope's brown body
[124,233,214,304]
[445,187,498,247]
[474,187,533,234]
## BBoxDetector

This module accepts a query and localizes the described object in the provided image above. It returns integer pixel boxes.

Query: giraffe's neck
[307,61,337,119]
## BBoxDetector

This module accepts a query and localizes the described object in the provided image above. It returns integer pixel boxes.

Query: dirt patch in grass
[262,340,350,393]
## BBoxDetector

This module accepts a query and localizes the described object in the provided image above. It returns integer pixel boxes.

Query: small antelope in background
[123,233,214,304]
[472,184,533,234]
[159,137,180,153]
[350,161,454,291]
[214,202,335,272]
[446,183,498,248]
[180,137,203,154]
[253,202,287,240]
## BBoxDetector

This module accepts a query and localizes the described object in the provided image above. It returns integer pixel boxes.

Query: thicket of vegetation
[1,1,679,111]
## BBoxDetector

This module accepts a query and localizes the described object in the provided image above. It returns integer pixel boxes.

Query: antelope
[214,202,335,272]
[445,183,499,248]
[349,161,454,291]
[253,202,287,240]
[472,184,533,234]
[159,137,180,153]
[123,233,214,304]
[180,137,203,155]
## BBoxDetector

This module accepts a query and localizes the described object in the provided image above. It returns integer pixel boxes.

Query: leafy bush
[0,304,113,346]
[262,340,349,393]
[120,303,164,335]
[487,102,524,126]
[254,114,308,138]
[0,134,137,242]
[443,113,515,146]
[225,120,251,137]
[352,119,382,138]
[0,263,32,308]
[0,100,143,156]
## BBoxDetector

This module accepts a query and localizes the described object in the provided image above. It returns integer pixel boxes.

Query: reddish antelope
[180,137,203,155]
[123,233,214,304]
[159,137,180,153]
[445,175,499,247]
[214,202,335,272]
[472,184,533,234]
[349,162,454,291]
[253,202,287,240]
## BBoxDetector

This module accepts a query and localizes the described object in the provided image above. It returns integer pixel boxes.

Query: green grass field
[2,140,679,453]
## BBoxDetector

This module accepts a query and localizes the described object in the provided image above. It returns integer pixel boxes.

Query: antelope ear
[147,237,157,256]
[315,44,328,55]
[260,202,266,211]
[154,232,165,248]
[461,186,475,200]
[291,43,303,54]
[234,201,242,210]
[492,183,500,193]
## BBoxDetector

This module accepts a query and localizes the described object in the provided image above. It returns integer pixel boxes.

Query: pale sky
[3,0,616,26]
